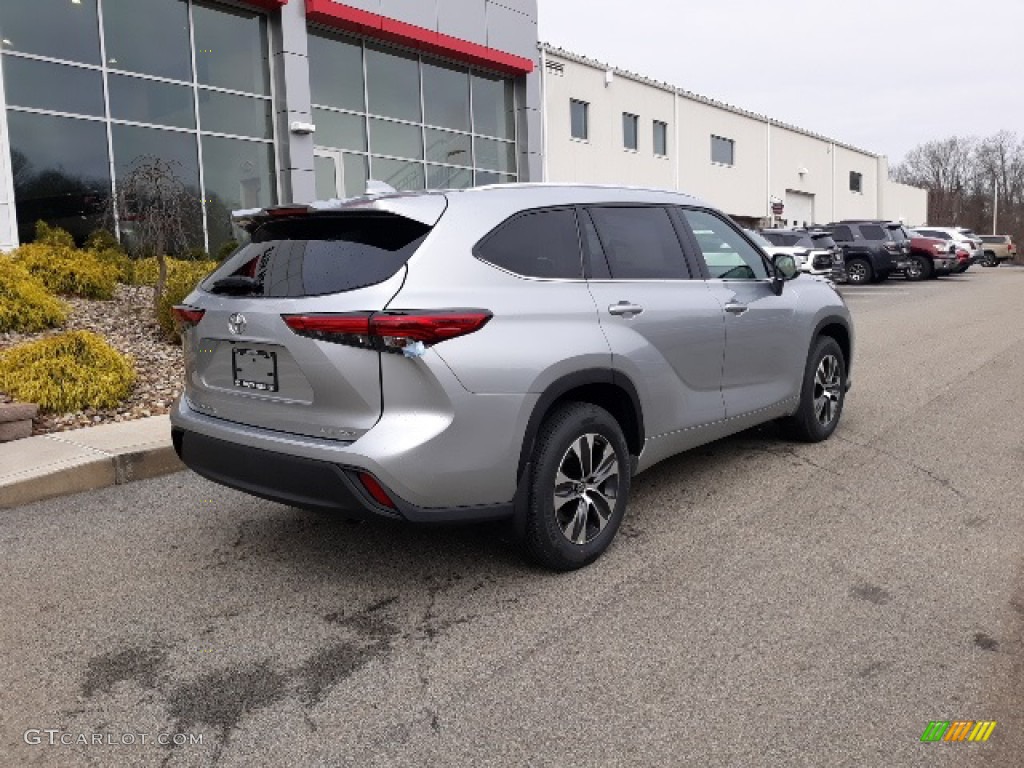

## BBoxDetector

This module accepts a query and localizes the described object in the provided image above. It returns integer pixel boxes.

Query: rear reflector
[282,310,492,352]
[358,472,396,509]
[171,306,205,329]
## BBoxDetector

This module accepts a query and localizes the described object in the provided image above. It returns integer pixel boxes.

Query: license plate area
[232,348,279,392]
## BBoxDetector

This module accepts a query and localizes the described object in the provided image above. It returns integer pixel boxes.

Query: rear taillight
[282,310,493,353]
[171,306,205,330]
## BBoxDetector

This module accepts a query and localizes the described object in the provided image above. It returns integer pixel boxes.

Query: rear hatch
[179,198,445,440]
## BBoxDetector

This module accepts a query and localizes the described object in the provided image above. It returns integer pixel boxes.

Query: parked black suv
[824,221,914,284]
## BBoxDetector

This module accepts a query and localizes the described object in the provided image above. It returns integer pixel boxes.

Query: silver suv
[170,185,853,570]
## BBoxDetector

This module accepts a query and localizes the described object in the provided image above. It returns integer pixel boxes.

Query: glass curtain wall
[0,0,276,252]
[308,30,517,197]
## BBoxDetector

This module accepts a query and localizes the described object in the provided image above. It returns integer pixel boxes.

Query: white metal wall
[542,47,928,227]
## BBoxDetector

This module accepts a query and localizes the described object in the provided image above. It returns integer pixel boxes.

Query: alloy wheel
[553,433,620,545]
[847,262,868,283]
[813,354,842,426]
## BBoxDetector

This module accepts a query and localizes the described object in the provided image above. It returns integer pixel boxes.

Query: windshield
[745,229,773,247]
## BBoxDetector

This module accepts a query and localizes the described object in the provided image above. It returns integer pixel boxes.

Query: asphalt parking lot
[2,268,1023,767]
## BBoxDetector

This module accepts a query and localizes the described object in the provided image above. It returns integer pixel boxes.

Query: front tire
[905,256,928,281]
[524,403,631,571]
[782,337,846,443]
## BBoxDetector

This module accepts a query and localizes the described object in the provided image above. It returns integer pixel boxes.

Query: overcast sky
[537,0,1022,164]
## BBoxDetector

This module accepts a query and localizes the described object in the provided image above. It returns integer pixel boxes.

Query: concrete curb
[0,414,183,509]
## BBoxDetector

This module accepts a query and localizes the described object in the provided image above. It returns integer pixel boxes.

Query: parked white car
[750,229,837,275]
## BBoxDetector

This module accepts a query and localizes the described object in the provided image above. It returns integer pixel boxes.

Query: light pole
[992,176,999,234]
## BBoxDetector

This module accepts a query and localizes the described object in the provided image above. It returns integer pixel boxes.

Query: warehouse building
[540,45,928,228]
[0,0,925,252]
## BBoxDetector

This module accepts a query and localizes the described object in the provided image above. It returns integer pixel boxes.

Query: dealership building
[0,0,925,253]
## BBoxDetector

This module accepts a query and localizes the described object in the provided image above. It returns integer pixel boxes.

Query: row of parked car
[745,222,1016,284]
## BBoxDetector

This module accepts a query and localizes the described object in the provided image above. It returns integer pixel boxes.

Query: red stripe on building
[305,0,535,76]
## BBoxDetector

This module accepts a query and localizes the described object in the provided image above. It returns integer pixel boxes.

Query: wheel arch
[814,318,852,371]
[516,369,645,484]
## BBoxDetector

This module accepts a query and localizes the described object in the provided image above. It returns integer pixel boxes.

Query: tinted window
[369,118,424,159]
[980,235,1004,244]
[103,0,192,82]
[683,209,768,280]
[193,2,269,95]
[109,73,195,129]
[308,33,365,111]
[422,60,470,132]
[588,206,689,279]
[570,99,588,140]
[831,226,854,241]
[0,0,101,65]
[475,137,516,173]
[203,215,430,297]
[623,113,638,151]
[888,226,908,242]
[477,209,582,279]
[7,111,111,244]
[313,108,367,152]
[366,44,421,122]
[472,73,515,139]
[711,135,734,165]
[809,234,837,249]
[2,57,104,117]
[653,121,668,156]
[426,129,470,165]
[860,225,886,241]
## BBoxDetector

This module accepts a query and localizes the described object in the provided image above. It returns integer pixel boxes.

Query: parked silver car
[170,185,854,570]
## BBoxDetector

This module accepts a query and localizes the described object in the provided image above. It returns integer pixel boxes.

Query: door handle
[724,302,748,315]
[608,302,644,317]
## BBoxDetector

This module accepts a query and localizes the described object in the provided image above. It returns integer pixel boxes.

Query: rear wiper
[208,275,261,295]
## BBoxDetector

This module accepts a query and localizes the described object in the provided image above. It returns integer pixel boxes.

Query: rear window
[201,214,430,297]
[808,234,837,249]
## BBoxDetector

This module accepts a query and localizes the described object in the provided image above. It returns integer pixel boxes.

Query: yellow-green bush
[0,330,135,413]
[34,221,75,248]
[12,242,119,300]
[90,247,133,283]
[0,257,69,333]
[156,261,216,340]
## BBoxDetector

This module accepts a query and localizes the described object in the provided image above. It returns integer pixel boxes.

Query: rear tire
[846,258,872,285]
[905,256,928,281]
[524,403,631,571]
[781,337,846,443]
[983,251,999,267]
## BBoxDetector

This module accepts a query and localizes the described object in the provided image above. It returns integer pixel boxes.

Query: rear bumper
[172,426,514,523]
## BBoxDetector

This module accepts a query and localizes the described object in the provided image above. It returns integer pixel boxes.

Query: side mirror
[771,253,799,295]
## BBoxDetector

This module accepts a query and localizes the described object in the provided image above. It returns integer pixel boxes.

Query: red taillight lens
[358,472,396,509]
[171,306,205,329]
[281,310,492,352]
[371,311,492,345]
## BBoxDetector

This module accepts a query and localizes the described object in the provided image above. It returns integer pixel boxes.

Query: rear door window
[586,206,690,279]
[475,208,583,279]
[202,214,430,297]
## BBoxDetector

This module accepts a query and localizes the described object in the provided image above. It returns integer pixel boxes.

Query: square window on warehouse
[570,99,589,140]
[623,112,639,151]
[653,120,668,156]
[307,30,519,197]
[0,0,277,255]
[850,171,863,193]
[711,135,734,166]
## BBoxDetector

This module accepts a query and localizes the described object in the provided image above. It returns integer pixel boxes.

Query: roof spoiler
[231,180,402,233]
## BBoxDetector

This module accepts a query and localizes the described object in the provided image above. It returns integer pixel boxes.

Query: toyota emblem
[228,313,247,335]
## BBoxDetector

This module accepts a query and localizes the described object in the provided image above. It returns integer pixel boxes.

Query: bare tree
[112,156,201,307]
